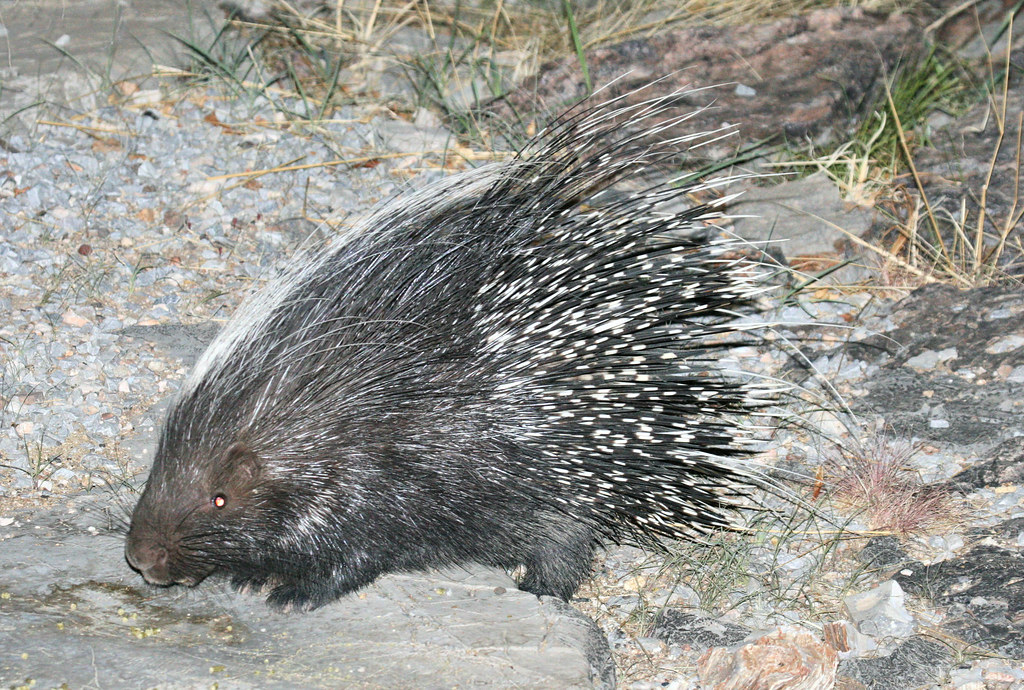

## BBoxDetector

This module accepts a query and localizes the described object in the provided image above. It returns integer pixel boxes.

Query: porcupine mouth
[134,570,188,588]
[173,564,218,588]
[145,572,212,588]
[131,560,214,588]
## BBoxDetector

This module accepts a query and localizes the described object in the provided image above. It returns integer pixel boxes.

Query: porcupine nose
[125,540,172,586]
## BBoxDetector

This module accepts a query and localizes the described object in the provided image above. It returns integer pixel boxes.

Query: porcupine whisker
[169,501,211,536]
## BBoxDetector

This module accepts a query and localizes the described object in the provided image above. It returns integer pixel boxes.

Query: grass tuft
[826,434,962,536]
[778,35,1022,288]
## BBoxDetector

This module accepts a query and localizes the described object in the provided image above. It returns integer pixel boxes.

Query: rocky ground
[1,0,1023,688]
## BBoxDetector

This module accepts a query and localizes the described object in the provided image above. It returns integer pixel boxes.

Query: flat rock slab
[0,495,613,688]
[897,545,1024,660]
[845,283,1024,444]
[730,171,876,285]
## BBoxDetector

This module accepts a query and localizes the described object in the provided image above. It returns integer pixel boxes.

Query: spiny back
[159,87,770,547]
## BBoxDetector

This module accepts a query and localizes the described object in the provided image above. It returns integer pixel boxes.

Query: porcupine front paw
[519,559,594,601]
[265,582,335,612]
[518,522,599,600]
[264,567,385,611]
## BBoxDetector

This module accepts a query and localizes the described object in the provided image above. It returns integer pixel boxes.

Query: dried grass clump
[827,436,962,536]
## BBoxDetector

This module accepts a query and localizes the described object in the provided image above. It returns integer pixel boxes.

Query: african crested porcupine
[125,88,776,611]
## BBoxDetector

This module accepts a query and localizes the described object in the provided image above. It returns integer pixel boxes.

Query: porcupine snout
[126,524,209,587]
[125,535,173,586]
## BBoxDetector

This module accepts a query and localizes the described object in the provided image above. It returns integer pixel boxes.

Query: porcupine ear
[220,442,263,484]
[205,443,265,511]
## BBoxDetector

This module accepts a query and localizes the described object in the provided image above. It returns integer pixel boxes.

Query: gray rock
[837,636,952,690]
[731,172,875,286]
[896,545,1024,659]
[650,610,751,650]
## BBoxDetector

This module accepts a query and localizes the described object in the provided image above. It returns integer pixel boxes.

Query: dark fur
[125,87,768,610]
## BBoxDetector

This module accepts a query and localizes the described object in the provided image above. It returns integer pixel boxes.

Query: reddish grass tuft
[827,436,961,536]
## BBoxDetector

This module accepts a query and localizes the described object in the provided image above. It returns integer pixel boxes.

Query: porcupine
[125,87,776,611]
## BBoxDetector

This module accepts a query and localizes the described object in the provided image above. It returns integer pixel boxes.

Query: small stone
[843,581,915,639]
[984,334,1024,354]
[62,311,90,328]
[905,347,957,371]
[698,626,837,689]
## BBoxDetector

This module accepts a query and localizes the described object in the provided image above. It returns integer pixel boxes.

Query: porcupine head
[125,88,768,612]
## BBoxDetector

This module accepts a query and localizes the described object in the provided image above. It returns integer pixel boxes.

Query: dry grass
[196,0,902,126]
[777,21,1023,289]
[256,0,852,63]
[826,435,962,536]
[874,43,1023,287]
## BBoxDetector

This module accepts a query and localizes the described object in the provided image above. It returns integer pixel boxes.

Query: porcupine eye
[212,494,228,509]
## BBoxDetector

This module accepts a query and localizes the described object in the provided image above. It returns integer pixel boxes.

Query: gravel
[0,84,447,496]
